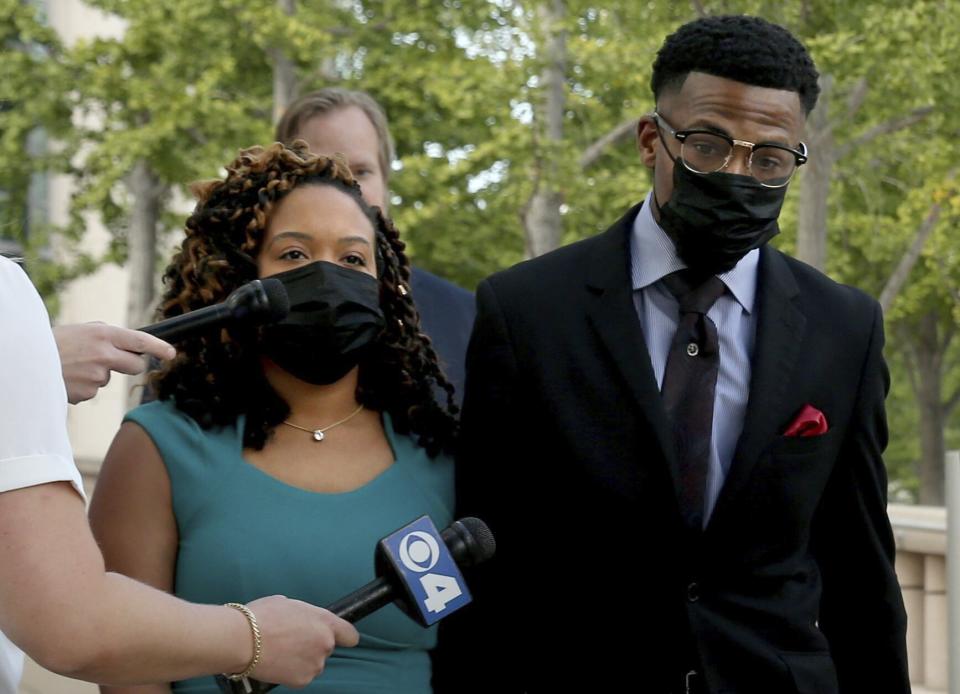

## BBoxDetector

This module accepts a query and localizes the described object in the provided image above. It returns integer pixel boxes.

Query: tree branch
[270,0,298,121]
[894,324,920,395]
[801,0,813,27]
[878,168,957,314]
[579,117,637,169]
[804,74,834,149]
[185,127,208,146]
[939,322,956,357]
[837,106,934,159]
[297,59,342,93]
[322,22,390,37]
[945,385,960,417]
[690,0,709,17]
[933,253,960,306]
[846,77,868,119]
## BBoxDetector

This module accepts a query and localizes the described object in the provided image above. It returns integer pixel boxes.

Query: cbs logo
[399,531,441,573]
[397,530,463,614]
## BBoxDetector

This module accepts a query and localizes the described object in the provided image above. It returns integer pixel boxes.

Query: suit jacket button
[687,582,700,602]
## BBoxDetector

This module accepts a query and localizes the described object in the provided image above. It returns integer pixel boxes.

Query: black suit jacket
[410,266,474,405]
[435,205,909,693]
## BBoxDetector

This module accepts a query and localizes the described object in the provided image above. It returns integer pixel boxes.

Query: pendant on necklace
[313,430,325,442]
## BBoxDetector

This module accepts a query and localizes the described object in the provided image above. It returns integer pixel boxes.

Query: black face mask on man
[654,160,787,276]
[260,260,385,385]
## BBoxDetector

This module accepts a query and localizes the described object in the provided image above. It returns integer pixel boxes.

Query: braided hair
[151,141,457,455]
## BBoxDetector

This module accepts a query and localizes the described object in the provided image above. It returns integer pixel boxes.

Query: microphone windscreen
[261,278,290,321]
[448,517,496,566]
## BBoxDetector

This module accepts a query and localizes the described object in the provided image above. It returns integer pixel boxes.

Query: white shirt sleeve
[0,256,85,500]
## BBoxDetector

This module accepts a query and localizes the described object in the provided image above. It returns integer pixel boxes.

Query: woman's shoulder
[383,411,454,483]
[382,413,453,464]
[125,398,241,452]
[125,398,195,431]
[123,400,244,489]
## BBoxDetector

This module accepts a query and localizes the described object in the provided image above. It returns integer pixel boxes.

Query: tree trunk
[796,75,834,270]
[906,311,947,505]
[523,190,564,258]
[271,0,297,125]
[878,169,956,314]
[125,158,163,329]
[523,0,566,258]
[124,158,164,407]
[794,73,930,273]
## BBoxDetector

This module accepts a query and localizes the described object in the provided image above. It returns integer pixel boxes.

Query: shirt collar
[629,191,759,314]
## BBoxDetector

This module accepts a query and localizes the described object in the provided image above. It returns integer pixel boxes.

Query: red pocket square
[783,404,829,437]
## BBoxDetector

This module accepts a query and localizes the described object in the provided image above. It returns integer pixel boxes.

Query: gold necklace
[281,403,364,442]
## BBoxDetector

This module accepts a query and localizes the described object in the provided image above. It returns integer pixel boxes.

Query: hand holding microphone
[233,595,359,691]
[55,278,290,404]
[54,323,177,403]
[138,277,290,342]
[216,517,495,694]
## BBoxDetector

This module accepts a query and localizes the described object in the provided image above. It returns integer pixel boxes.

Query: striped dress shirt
[630,193,759,524]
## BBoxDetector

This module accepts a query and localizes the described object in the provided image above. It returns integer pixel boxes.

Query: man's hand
[53,323,176,404]
[242,596,360,688]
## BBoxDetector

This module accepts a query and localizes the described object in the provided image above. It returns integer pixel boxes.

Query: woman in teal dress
[89,143,458,694]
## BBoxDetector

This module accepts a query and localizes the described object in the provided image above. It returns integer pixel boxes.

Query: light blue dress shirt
[630,192,759,524]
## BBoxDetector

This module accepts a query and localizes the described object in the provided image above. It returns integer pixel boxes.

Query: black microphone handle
[139,303,232,342]
[325,576,394,623]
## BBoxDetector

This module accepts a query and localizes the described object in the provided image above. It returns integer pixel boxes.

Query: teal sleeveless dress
[125,400,454,694]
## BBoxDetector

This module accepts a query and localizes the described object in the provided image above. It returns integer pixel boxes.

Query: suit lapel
[708,246,807,531]
[584,203,682,501]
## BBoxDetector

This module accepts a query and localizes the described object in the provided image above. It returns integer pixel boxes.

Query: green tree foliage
[0,1,64,236]
[66,1,280,242]
[326,0,523,287]
[789,0,960,502]
[381,1,695,286]
[0,0,76,297]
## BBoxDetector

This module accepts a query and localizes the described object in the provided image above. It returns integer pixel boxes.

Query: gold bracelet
[224,602,263,681]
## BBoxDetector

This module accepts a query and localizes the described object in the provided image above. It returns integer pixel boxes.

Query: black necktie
[659,270,726,530]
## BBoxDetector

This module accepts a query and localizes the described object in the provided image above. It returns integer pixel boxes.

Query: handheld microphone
[215,517,495,694]
[138,278,289,343]
[331,516,495,623]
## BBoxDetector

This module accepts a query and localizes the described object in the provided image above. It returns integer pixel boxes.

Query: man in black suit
[275,89,475,402]
[437,15,909,694]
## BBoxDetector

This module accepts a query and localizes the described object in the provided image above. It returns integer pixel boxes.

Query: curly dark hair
[151,142,457,455]
[651,15,820,115]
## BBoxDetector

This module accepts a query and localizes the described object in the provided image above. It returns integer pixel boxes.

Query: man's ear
[637,116,659,170]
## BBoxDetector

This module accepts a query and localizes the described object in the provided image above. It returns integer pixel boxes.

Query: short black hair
[651,15,820,115]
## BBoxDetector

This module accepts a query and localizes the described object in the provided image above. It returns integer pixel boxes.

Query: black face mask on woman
[260,260,385,385]
[654,161,787,275]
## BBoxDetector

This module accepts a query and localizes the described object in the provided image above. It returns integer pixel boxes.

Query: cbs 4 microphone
[138,278,289,343]
[216,516,495,694]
